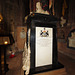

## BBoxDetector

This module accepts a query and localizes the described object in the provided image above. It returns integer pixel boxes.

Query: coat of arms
[40,28,49,37]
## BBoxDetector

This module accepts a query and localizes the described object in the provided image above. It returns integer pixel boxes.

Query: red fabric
[9,54,15,58]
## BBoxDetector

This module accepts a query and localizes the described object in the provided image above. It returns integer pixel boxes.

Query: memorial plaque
[24,13,64,75]
[35,27,53,67]
[67,29,75,49]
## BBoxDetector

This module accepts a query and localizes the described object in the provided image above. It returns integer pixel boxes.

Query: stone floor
[6,51,75,75]
[6,52,24,75]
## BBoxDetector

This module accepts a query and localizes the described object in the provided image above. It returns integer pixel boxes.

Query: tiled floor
[6,52,75,75]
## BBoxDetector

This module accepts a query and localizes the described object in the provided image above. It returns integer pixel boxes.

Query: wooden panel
[57,42,75,59]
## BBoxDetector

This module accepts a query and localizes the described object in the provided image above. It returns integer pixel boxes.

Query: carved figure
[36,2,49,15]
[60,16,66,27]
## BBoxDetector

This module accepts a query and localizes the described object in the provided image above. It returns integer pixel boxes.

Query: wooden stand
[0,46,9,75]
[0,34,14,75]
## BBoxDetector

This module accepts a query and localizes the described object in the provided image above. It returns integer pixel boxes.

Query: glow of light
[0,19,1,22]
[0,13,3,22]
[4,41,8,45]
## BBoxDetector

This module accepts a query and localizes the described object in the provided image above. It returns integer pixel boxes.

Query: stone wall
[0,0,28,55]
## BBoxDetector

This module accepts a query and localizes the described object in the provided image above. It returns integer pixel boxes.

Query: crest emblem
[40,28,49,37]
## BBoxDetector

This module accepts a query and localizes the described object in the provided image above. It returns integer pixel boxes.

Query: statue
[36,2,49,15]
[60,16,66,27]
